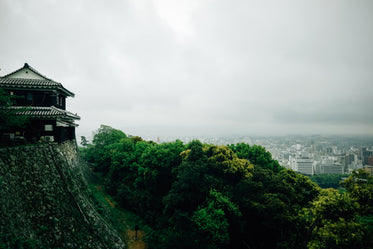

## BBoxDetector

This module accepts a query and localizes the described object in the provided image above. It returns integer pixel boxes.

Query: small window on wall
[45,124,53,131]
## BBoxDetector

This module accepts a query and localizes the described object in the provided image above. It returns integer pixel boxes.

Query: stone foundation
[0,141,125,248]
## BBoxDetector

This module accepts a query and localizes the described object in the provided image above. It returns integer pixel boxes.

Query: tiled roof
[0,78,75,97]
[0,63,75,97]
[10,106,80,120]
[0,77,62,87]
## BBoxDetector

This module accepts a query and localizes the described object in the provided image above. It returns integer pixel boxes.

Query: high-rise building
[290,157,314,175]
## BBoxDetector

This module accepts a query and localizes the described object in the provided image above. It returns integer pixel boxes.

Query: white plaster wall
[8,68,45,80]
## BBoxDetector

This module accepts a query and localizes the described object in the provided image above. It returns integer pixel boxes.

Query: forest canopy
[81,125,373,249]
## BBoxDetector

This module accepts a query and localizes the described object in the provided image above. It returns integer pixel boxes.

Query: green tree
[83,125,128,174]
[83,125,373,249]
[229,143,283,172]
[232,167,320,249]
[341,169,373,215]
[341,169,373,247]
[163,140,210,213]
[192,189,242,249]
[80,136,89,147]
[92,125,127,148]
[0,87,29,131]
[304,189,365,249]
[309,174,348,189]
[206,145,253,183]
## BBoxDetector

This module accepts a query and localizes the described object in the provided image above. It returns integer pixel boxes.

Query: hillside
[0,141,125,248]
[81,125,373,249]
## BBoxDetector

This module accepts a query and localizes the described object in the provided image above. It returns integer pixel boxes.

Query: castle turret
[0,63,80,144]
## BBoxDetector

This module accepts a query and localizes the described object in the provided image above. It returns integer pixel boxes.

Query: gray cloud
[1,0,372,140]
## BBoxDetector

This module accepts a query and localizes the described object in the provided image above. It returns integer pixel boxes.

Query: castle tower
[0,63,80,144]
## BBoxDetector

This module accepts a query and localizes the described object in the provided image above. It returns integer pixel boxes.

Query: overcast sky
[1,0,372,140]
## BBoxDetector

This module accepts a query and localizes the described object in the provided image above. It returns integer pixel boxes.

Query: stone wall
[0,141,125,248]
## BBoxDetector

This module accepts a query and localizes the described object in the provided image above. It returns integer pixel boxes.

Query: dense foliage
[309,174,349,189]
[81,125,373,249]
[0,87,29,131]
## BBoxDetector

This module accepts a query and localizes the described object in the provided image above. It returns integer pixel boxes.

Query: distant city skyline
[261,135,373,174]
[1,0,372,139]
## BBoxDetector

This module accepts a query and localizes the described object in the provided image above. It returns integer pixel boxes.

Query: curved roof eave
[0,63,75,97]
[0,78,75,97]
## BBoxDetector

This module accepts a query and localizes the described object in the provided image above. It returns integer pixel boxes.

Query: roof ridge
[0,77,62,84]
[2,63,54,81]
[10,106,52,110]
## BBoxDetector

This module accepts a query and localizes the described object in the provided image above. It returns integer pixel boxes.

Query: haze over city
[1,0,372,140]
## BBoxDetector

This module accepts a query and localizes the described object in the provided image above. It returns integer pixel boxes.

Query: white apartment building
[290,157,314,175]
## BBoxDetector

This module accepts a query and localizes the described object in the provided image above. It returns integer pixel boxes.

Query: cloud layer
[1,0,372,139]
